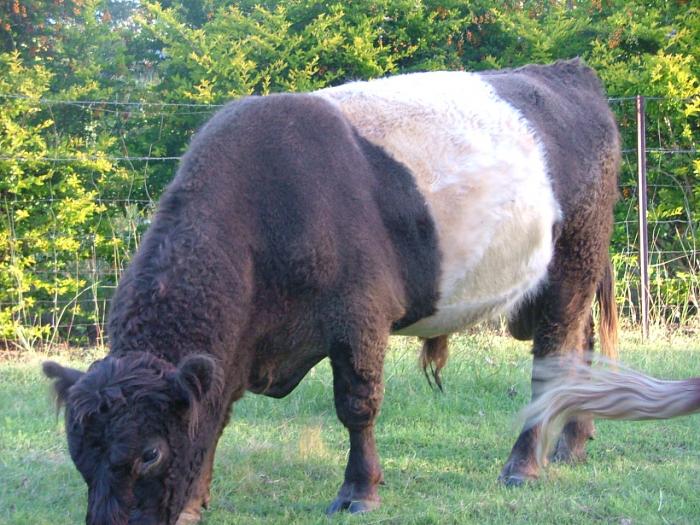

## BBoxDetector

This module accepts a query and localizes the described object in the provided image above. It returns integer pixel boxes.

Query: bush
[1,1,698,349]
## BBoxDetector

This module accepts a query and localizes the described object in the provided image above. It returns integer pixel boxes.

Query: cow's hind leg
[499,248,606,485]
[551,313,596,464]
[499,295,594,484]
[326,333,386,515]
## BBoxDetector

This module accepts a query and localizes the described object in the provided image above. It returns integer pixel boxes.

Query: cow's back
[109,93,441,392]
[315,71,562,337]
[481,59,620,214]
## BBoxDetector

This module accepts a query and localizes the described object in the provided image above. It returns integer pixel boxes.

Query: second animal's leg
[326,336,386,515]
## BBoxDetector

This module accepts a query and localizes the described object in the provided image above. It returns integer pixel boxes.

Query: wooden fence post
[636,95,650,338]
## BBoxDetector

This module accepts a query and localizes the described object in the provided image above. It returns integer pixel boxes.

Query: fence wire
[1,95,698,349]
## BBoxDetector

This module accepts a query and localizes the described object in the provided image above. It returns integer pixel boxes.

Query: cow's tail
[523,358,700,466]
[420,335,449,391]
[597,258,618,361]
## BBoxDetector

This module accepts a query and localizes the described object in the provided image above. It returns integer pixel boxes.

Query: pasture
[2,329,700,524]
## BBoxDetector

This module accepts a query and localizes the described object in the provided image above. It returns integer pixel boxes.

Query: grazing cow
[43,59,620,525]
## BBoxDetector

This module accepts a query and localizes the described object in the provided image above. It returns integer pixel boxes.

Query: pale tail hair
[522,355,700,466]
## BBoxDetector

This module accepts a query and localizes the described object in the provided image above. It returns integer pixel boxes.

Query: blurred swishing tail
[522,354,700,466]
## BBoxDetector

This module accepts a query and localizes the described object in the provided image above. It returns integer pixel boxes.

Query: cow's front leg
[175,446,215,525]
[326,341,385,515]
[176,415,230,525]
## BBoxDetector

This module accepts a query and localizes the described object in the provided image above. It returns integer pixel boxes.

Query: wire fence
[1,94,698,350]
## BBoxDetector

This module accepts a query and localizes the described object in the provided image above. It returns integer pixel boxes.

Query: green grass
[2,330,700,524]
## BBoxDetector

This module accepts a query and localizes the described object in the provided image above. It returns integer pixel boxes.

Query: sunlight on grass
[2,330,700,524]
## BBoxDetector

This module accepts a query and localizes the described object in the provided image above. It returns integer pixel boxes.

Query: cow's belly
[395,198,556,338]
[315,71,560,338]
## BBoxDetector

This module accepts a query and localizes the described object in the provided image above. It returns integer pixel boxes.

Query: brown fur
[42,60,623,522]
[43,92,440,524]
[485,59,622,483]
[420,335,449,391]
[597,260,619,361]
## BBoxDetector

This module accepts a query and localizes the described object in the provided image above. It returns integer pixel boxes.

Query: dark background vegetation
[1,0,698,349]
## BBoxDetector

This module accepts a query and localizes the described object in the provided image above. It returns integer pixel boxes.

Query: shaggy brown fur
[482,59,621,484]
[420,335,449,391]
[43,59,622,523]
[44,92,441,524]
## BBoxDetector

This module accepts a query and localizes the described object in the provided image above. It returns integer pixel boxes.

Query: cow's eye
[137,440,168,476]
[141,447,160,465]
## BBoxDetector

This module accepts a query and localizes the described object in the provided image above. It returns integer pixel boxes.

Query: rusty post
[636,95,649,338]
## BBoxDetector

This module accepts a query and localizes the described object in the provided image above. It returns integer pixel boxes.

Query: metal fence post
[636,95,650,338]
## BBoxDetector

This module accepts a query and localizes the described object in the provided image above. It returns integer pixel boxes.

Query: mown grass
[2,330,700,524]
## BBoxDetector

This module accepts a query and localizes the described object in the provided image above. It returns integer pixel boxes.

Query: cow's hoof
[551,420,594,464]
[325,497,380,515]
[498,460,538,487]
[498,473,531,487]
[551,439,587,464]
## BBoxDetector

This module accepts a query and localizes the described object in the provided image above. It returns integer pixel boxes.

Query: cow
[43,58,621,525]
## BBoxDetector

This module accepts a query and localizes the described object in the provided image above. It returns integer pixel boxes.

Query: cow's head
[43,352,221,525]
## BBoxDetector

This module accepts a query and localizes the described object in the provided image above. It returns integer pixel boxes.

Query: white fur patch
[315,72,560,338]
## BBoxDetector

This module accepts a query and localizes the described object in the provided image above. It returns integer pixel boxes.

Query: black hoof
[326,497,379,516]
[498,473,529,487]
[498,460,538,487]
[325,498,345,516]
[348,499,379,514]
[552,420,594,464]
[551,444,585,464]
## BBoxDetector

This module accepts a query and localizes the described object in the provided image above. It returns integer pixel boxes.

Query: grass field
[2,330,700,524]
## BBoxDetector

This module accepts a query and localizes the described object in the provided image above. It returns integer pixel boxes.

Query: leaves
[0,51,142,349]
[1,0,699,348]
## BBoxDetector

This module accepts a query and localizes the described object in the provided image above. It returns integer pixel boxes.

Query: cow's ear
[170,355,221,438]
[42,361,84,406]
[172,354,219,405]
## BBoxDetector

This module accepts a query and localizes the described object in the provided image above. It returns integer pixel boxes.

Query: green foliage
[0,52,145,349]
[142,2,389,99]
[1,0,699,348]
[585,2,700,323]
